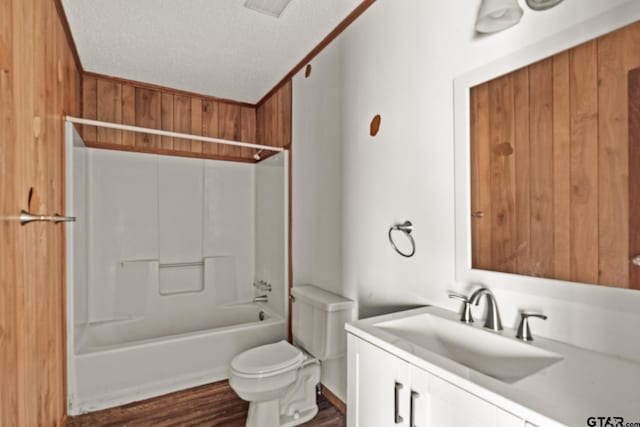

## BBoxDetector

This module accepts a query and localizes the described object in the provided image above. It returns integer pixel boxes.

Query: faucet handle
[447,293,467,303]
[516,312,547,341]
[448,293,473,324]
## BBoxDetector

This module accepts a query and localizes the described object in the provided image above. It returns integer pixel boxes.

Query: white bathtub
[68,303,285,415]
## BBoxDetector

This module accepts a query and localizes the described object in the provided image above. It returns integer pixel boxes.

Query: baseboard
[320,384,346,415]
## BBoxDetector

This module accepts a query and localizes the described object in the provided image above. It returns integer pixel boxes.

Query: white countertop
[346,306,640,427]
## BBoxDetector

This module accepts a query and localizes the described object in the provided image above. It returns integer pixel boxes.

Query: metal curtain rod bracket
[65,116,285,153]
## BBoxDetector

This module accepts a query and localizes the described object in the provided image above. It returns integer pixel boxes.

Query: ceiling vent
[244,0,293,17]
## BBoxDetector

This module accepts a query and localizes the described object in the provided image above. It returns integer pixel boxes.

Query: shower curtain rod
[65,116,285,153]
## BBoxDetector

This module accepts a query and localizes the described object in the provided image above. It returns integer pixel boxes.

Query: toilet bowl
[229,285,354,427]
[230,340,320,427]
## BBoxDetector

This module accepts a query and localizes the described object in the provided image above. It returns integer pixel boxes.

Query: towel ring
[388,221,415,258]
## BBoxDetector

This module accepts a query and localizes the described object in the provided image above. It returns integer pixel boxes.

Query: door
[348,335,411,427]
[427,374,523,427]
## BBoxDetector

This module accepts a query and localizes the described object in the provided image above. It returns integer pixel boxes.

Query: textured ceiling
[62,0,362,103]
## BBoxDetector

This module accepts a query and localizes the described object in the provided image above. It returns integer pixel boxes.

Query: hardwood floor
[67,381,345,427]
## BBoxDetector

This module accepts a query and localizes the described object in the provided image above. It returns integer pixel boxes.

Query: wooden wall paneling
[202,100,220,155]
[629,67,640,290]
[97,79,122,144]
[81,73,295,162]
[1,0,81,425]
[24,1,41,423]
[529,58,555,279]
[257,81,292,151]
[0,1,20,421]
[121,84,136,147]
[160,92,174,150]
[470,83,492,270]
[513,67,531,275]
[84,70,255,110]
[569,41,599,284]
[551,51,572,282]
[240,106,257,159]
[488,74,517,273]
[190,98,203,153]
[135,88,161,149]
[82,76,97,142]
[173,94,192,152]
[597,30,631,287]
[281,80,292,148]
[219,103,241,157]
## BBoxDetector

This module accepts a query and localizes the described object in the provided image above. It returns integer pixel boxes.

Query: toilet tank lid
[291,285,354,312]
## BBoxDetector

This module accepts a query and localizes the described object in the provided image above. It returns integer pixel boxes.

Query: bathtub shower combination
[64,123,289,414]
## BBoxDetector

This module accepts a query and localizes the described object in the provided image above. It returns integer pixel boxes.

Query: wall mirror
[455,4,640,294]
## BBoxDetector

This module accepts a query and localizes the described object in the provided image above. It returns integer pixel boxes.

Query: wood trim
[629,66,640,289]
[321,384,346,415]
[83,71,255,109]
[288,144,293,342]
[84,140,256,164]
[256,0,376,107]
[53,0,83,72]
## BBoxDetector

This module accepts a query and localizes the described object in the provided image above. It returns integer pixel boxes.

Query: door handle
[394,381,404,424]
[410,390,419,427]
[20,210,76,226]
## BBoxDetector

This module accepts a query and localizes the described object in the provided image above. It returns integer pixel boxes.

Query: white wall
[292,0,640,401]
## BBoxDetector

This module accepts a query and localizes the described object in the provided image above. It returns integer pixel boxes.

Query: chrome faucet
[253,295,268,303]
[468,287,503,331]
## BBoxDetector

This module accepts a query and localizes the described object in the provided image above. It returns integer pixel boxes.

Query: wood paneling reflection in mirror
[470,21,640,289]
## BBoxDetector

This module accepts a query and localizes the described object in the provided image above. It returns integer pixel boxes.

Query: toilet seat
[231,341,305,379]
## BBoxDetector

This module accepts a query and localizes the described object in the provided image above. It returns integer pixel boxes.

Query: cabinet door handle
[394,381,404,424]
[410,390,419,427]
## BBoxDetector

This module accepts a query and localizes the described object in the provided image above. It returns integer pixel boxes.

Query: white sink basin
[375,310,563,383]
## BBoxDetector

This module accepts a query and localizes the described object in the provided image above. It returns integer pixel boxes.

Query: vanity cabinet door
[347,335,411,427]
[347,334,524,427]
[427,374,523,427]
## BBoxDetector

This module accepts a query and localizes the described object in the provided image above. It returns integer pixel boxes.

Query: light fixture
[526,0,565,11]
[244,0,293,18]
[476,0,524,34]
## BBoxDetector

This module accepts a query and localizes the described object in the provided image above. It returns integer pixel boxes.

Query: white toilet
[229,285,354,427]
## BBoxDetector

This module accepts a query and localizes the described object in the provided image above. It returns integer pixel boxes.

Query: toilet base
[280,405,318,427]
[243,360,321,427]
[245,400,318,427]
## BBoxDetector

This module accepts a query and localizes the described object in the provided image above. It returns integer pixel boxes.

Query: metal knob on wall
[388,220,415,258]
[19,210,76,226]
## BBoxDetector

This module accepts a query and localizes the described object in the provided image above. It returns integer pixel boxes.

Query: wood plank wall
[257,80,293,151]
[0,0,81,425]
[471,21,640,289]
[81,74,292,162]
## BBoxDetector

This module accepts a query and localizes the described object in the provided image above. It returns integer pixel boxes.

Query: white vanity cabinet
[347,334,524,427]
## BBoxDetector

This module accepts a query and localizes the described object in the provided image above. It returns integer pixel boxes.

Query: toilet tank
[291,285,355,361]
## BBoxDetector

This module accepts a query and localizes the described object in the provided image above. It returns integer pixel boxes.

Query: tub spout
[253,295,268,303]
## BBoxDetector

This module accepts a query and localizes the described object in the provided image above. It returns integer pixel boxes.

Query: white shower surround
[65,123,289,414]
